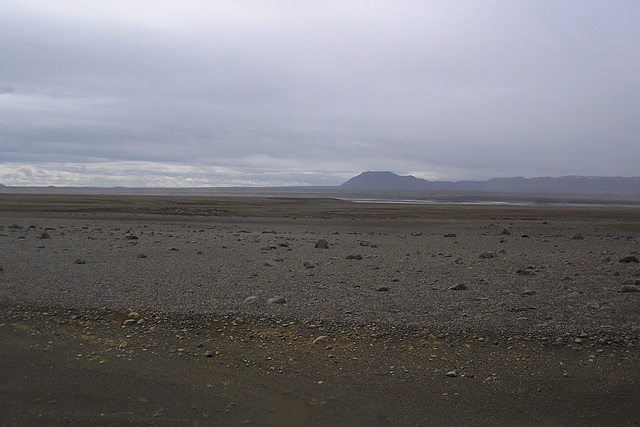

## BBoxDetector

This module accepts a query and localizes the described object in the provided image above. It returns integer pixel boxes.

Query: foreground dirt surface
[1,195,640,425]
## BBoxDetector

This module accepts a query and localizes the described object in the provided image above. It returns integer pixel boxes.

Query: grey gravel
[1,211,639,342]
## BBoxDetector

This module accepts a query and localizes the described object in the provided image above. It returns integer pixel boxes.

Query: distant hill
[340,171,640,196]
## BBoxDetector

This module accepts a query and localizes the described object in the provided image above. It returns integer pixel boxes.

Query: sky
[1,1,639,187]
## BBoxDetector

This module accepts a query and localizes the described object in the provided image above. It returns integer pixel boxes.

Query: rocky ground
[1,199,639,425]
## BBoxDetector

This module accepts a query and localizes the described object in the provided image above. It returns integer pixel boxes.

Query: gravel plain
[1,197,640,425]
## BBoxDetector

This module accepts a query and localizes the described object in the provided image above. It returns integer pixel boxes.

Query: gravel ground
[2,205,640,425]
[1,210,639,343]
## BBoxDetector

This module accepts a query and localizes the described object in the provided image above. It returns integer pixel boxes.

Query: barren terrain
[1,195,639,425]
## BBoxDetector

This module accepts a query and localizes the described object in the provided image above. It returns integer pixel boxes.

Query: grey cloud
[1,1,639,186]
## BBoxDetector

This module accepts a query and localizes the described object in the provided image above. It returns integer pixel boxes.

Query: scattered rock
[479,251,495,259]
[267,296,286,304]
[632,267,640,277]
[346,254,362,260]
[243,296,259,305]
[128,311,140,319]
[515,269,534,276]
[444,233,457,238]
[586,302,601,309]
[619,255,639,263]
[570,234,584,240]
[375,286,389,292]
[123,319,137,326]
[204,350,216,358]
[448,284,467,291]
[501,228,511,235]
[40,232,50,239]
[445,370,458,377]
[303,262,315,269]
[618,285,640,293]
[137,253,147,258]
[74,259,86,265]
[125,235,138,240]
[622,279,640,286]
[315,239,329,249]
[520,289,537,296]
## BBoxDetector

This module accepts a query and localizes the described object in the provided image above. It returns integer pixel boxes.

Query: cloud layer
[2,1,639,186]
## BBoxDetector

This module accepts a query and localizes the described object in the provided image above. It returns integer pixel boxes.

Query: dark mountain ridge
[340,171,640,196]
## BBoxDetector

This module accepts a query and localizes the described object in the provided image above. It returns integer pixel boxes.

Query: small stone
[376,286,389,292]
[315,239,329,249]
[204,350,216,358]
[40,232,50,239]
[479,252,495,259]
[619,255,639,263]
[515,269,533,276]
[445,370,458,377]
[74,259,86,265]
[501,228,511,235]
[520,289,537,296]
[586,302,600,310]
[632,267,640,277]
[618,285,640,293]
[570,234,584,240]
[128,311,140,319]
[448,284,467,291]
[444,233,457,238]
[243,296,259,305]
[125,235,138,240]
[267,296,286,304]
[346,254,362,260]
[123,319,136,326]
[137,253,148,258]
[312,336,329,345]
[574,338,584,344]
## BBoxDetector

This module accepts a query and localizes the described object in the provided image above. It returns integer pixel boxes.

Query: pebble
[312,336,329,344]
[632,267,640,277]
[74,259,86,265]
[448,284,467,291]
[267,296,286,304]
[479,252,495,259]
[619,255,639,263]
[445,370,458,377]
[444,233,457,238]
[376,286,390,292]
[137,253,147,258]
[315,239,329,249]
[570,234,584,240]
[346,254,362,260]
[618,285,640,293]
[520,289,537,296]
[243,296,260,305]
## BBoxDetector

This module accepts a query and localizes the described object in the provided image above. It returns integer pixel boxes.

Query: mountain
[340,171,640,196]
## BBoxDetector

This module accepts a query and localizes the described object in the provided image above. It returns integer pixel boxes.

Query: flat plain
[1,194,640,425]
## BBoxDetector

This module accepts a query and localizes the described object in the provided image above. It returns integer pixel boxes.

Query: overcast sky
[1,1,639,187]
